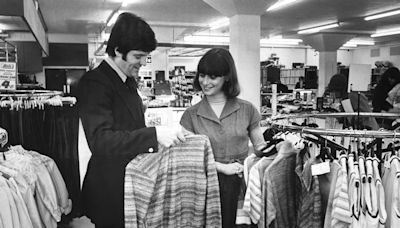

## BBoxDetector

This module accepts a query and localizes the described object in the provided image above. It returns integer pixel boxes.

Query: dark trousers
[218,173,242,228]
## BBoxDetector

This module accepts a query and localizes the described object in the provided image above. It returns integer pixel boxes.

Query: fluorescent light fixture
[342,43,357,48]
[209,18,229,30]
[364,9,400,21]
[121,1,128,7]
[183,35,229,44]
[371,27,400,37]
[101,32,110,42]
[267,0,300,12]
[346,39,375,45]
[260,38,302,45]
[298,23,339,34]
[107,10,120,27]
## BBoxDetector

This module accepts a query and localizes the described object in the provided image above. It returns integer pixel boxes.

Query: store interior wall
[351,46,400,68]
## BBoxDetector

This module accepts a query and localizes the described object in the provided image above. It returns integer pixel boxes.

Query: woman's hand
[216,162,243,175]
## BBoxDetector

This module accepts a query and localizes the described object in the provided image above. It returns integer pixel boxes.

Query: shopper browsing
[180,48,266,228]
[77,12,185,228]
[372,67,400,112]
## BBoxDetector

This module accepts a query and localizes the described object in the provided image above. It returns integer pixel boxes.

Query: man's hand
[155,126,186,148]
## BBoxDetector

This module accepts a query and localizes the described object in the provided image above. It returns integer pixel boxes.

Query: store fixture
[0,89,81,222]
[170,71,196,107]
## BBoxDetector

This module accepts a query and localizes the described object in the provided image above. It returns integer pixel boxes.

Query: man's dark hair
[106,12,157,58]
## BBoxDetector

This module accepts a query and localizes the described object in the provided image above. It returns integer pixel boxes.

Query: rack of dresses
[239,113,400,228]
[0,127,72,228]
[0,90,81,224]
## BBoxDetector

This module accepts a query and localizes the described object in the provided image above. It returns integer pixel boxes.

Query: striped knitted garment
[124,135,222,228]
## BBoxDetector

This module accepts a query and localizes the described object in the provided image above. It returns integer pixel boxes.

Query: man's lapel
[99,61,141,119]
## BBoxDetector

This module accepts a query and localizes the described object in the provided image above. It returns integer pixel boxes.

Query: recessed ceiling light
[371,27,400,37]
[266,0,301,12]
[298,23,339,34]
[364,9,400,21]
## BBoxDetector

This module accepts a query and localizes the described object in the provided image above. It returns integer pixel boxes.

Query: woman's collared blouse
[180,97,261,164]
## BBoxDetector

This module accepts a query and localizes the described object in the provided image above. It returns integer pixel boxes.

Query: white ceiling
[5,0,400,55]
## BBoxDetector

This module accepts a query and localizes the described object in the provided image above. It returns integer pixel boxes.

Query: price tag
[311,161,330,176]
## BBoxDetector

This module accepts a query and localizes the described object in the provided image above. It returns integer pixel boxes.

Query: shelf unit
[0,39,17,63]
[280,68,304,90]
[170,71,196,107]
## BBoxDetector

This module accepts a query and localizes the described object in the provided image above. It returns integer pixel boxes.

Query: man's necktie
[125,77,137,94]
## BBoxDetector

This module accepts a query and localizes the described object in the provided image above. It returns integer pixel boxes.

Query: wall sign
[0,62,17,90]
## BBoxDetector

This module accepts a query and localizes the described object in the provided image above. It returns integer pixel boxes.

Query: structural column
[230,15,260,109]
[202,0,268,110]
[302,33,354,96]
[318,51,337,96]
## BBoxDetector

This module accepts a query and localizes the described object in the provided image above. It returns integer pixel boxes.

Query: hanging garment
[262,141,300,228]
[348,153,362,228]
[295,152,323,228]
[329,154,351,228]
[372,157,387,228]
[389,158,400,228]
[382,155,399,228]
[365,157,379,228]
[124,135,222,228]
[322,161,341,228]
[9,145,72,215]
[0,149,63,228]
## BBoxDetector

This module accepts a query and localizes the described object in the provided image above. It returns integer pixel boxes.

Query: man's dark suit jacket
[77,60,158,226]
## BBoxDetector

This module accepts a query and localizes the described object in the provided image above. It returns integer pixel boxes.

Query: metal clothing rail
[0,89,63,98]
[268,112,400,121]
[265,112,400,138]
[268,124,400,138]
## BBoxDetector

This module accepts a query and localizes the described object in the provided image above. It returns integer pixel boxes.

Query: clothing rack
[0,90,76,109]
[264,112,400,138]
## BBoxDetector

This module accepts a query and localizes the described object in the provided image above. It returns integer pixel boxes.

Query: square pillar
[230,14,261,110]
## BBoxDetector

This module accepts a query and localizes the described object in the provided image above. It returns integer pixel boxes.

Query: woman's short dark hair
[325,73,348,99]
[193,48,240,98]
[106,12,157,57]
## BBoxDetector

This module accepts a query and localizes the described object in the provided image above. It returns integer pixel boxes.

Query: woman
[372,67,400,112]
[324,73,379,130]
[180,48,266,227]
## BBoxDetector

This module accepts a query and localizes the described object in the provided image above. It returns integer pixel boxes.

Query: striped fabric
[243,158,264,224]
[295,154,323,228]
[124,135,222,228]
[331,155,352,227]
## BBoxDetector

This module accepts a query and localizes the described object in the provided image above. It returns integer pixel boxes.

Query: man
[77,13,185,228]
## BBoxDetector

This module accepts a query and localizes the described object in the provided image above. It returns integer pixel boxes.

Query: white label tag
[311,161,331,176]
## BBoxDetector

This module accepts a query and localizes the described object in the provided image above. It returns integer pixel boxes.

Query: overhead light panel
[371,27,400,37]
[209,18,229,30]
[183,35,229,44]
[260,38,302,45]
[364,9,400,21]
[267,0,301,12]
[342,39,375,47]
[298,23,339,34]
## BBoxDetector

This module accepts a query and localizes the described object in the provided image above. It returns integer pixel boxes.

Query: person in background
[276,79,290,93]
[77,13,185,228]
[324,73,379,130]
[372,67,400,112]
[180,48,266,227]
[295,76,305,89]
